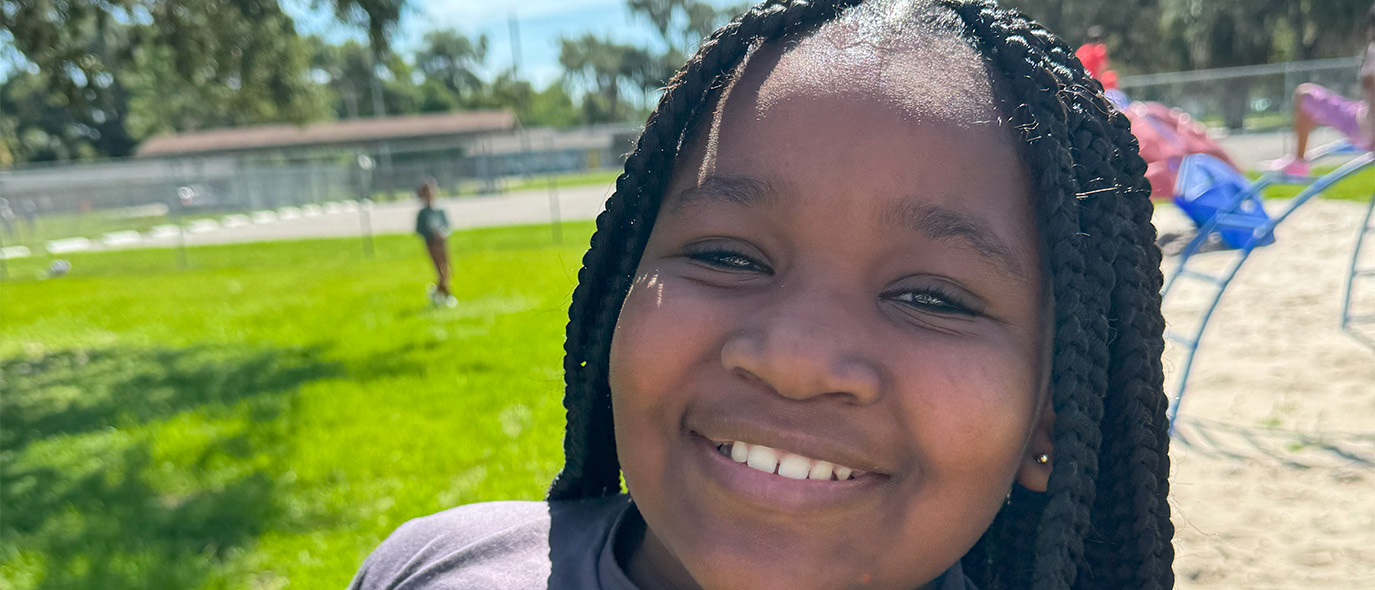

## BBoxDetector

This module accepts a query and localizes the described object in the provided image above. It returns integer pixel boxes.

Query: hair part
[550,2,1173,588]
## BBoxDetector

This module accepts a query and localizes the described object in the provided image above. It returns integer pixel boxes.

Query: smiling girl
[349,1,1173,589]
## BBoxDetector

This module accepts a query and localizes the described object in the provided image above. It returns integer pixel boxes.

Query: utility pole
[369,50,386,117]
[508,12,523,78]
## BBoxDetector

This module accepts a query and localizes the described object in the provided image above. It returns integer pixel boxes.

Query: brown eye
[687,249,773,274]
[887,288,980,317]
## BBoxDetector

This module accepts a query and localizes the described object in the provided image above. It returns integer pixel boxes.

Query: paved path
[1212,128,1346,171]
[121,184,615,251]
[65,184,618,253]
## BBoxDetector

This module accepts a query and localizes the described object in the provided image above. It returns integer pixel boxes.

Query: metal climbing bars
[1340,183,1375,344]
[1161,142,1375,429]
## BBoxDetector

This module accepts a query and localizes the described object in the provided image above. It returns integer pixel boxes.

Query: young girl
[415,179,457,307]
[351,1,1173,588]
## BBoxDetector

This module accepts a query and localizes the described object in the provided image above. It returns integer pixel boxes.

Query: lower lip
[689,433,887,513]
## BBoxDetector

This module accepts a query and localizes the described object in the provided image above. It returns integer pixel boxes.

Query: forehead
[679,15,1019,184]
[664,21,1038,281]
[751,16,1001,126]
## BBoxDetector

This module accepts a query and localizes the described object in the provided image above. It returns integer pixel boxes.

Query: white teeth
[777,454,811,480]
[808,461,835,481]
[717,439,865,481]
[745,445,780,474]
[730,441,750,463]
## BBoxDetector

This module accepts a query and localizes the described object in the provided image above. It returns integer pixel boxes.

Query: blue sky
[288,0,743,89]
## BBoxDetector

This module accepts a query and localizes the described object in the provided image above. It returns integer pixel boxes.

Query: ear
[1015,392,1056,493]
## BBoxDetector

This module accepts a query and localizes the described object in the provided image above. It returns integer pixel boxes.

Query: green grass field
[498,169,623,194]
[1,224,594,589]
[1256,164,1375,202]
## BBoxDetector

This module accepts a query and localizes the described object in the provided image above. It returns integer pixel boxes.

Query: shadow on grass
[0,345,343,589]
[1,346,338,451]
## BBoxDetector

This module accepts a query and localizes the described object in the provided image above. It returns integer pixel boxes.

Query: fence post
[357,154,376,258]
[0,174,8,281]
[546,137,561,244]
[175,186,194,269]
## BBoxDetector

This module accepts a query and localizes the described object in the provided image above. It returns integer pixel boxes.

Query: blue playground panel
[1172,154,1274,249]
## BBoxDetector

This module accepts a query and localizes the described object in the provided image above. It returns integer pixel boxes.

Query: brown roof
[136,110,516,156]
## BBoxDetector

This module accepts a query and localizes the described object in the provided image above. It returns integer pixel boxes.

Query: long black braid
[549,1,1173,588]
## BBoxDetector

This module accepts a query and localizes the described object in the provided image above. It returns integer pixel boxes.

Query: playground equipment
[1120,97,1241,200]
[1341,174,1375,341]
[1161,140,1375,428]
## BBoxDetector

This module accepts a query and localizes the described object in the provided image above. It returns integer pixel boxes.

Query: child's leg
[1293,84,1318,159]
[427,239,451,297]
[437,244,452,297]
[1293,83,1367,157]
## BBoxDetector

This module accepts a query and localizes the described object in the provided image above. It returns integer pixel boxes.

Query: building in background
[0,111,638,216]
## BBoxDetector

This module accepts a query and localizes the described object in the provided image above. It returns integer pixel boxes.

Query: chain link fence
[0,124,636,267]
[1119,56,1364,132]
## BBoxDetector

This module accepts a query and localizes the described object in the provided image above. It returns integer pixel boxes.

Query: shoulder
[348,496,632,590]
[348,501,551,590]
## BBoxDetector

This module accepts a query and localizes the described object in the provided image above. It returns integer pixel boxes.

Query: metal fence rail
[0,124,637,263]
[1118,57,1363,131]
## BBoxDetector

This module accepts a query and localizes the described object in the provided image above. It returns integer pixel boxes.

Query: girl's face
[608,41,1053,590]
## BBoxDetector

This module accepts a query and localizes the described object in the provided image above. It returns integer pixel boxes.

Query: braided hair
[549,1,1173,588]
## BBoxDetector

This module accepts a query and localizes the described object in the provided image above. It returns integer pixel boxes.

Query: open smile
[711,439,869,481]
[689,432,888,513]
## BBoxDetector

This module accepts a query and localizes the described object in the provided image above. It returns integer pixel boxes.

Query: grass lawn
[499,169,623,193]
[1,223,594,589]
[1254,164,1375,202]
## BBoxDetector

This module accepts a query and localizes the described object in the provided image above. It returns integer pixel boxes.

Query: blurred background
[0,0,1370,247]
[2,1,1373,589]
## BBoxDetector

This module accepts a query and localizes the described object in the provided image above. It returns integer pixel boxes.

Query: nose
[720,291,882,405]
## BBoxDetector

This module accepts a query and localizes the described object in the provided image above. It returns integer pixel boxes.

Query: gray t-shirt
[348,495,977,590]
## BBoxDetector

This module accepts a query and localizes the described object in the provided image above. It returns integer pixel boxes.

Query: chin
[661,522,942,590]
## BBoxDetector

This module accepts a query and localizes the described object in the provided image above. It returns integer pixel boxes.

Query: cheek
[611,271,689,405]
[608,271,724,476]
[894,338,1042,474]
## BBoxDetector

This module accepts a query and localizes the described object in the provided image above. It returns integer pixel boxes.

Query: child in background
[415,178,456,308]
[1269,6,1375,177]
[1075,25,1118,92]
[353,0,1173,588]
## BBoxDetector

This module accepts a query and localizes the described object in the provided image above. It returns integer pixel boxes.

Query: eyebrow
[665,175,781,213]
[667,174,1030,282]
[883,201,1030,282]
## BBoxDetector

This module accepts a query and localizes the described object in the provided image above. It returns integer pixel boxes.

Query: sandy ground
[1155,198,1375,588]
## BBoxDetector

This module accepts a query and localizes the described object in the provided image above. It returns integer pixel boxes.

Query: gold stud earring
[1035,453,1050,465]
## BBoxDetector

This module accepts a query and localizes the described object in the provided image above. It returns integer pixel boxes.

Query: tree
[559,35,655,123]
[525,83,582,129]
[1160,0,1369,68]
[1,70,115,162]
[1006,0,1370,74]
[415,30,489,107]
[309,38,419,119]
[0,0,408,163]
[327,0,407,57]
[1003,0,1174,72]
[624,0,745,99]
[1155,0,1369,127]
[627,0,726,55]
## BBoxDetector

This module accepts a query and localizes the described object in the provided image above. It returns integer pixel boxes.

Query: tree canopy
[2,0,1370,166]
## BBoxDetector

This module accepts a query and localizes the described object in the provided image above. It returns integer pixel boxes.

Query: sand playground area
[1153,198,1375,588]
